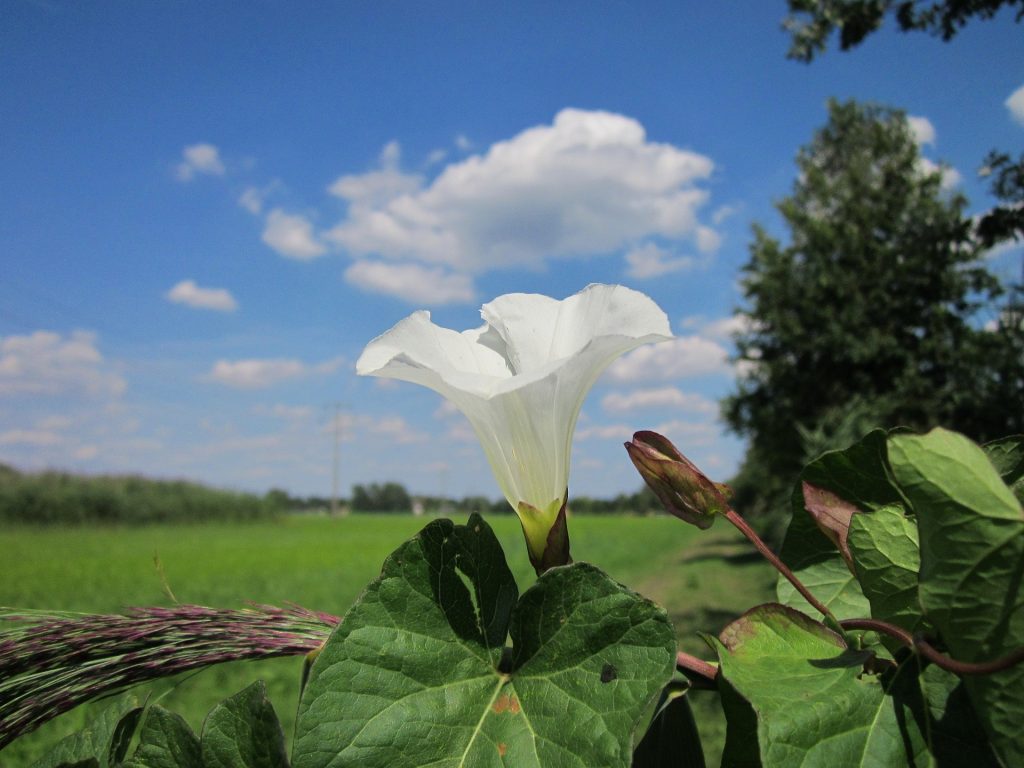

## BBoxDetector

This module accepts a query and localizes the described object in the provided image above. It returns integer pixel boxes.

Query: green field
[0,513,774,766]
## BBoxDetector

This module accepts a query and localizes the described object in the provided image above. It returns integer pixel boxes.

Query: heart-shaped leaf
[293,514,675,768]
[711,603,929,767]
[889,428,1024,767]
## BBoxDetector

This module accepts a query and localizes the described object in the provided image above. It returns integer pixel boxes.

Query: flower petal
[356,284,673,516]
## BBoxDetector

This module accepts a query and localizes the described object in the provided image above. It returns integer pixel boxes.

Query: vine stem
[722,508,835,622]
[840,618,1024,676]
[675,650,719,687]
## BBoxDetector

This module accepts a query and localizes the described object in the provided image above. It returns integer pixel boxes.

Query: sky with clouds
[1,2,1022,503]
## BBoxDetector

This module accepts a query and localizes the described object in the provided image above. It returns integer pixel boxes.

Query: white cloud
[906,115,936,146]
[455,134,473,151]
[712,204,737,225]
[575,423,633,441]
[624,243,695,279]
[607,336,729,382]
[0,428,64,446]
[367,414,429,444]
[650,419,719,447]
[1006,84,1024,126]
[165,279,238,312]
[426,148,448,166]
[238,187,264,215]
[262,209,326,260]
[344,260,475,305]
[257,404,315,422]
[679,314,754,340]
[917,157,962,190]
[601,386,717,415]
[205,356,342,389]
[207,359,306,389]
[695,225,721,253]
[0,330,125,397]
[176,143,225,181]
[326,108,716,273]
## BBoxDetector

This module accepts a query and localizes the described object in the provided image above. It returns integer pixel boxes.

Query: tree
[351,482,412,512]
[784,0,1023,61]
[723,99,1021,532]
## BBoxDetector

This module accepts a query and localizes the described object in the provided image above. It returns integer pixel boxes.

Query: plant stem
[723,508,835,622]
[675,650,719,688]
[840,618,1024,676]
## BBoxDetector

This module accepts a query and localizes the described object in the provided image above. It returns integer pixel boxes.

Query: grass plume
[0,603,339,748]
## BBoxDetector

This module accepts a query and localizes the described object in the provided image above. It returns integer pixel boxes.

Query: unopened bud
[625,430,731,529]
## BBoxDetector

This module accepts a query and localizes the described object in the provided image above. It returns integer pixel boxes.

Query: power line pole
[329,402,348,517]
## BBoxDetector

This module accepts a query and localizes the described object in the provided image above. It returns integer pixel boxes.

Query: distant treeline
[0,464,279,525]
[271,482,662,516]
[0,464,664,525]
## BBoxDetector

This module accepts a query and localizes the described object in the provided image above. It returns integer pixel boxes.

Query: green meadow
[0,514,774,766]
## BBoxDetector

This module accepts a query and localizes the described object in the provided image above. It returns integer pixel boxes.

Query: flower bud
[625,430,731,528]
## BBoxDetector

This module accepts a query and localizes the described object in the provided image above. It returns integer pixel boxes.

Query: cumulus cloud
[1007,84,1024,126]
[206,356,342,389]
[601,386,717,415]
[607,336,729,382]
[165,279,238,312]
[624,243,695,279]
[679,314,755,340]
[0,330,125,397]
[344,260,475,305]
[906,115,936,146]
[326,108,716,272]
[176,143,225,181]
[262,209,326,260]
[328,141,424,206]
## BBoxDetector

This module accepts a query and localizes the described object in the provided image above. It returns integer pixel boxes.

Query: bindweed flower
[625,430,731,529]
[357,284,672,572]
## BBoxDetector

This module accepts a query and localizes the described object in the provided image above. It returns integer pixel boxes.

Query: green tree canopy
[785,0,1023,61]
[723,99,1022,527]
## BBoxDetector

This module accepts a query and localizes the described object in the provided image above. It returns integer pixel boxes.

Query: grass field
[0,513,775,766]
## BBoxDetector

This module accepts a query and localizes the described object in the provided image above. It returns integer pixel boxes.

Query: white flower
[356,283,673,567]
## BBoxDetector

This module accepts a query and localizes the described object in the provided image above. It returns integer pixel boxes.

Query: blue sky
[1,2,1022,502]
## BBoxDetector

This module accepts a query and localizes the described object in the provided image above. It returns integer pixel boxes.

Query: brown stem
[676,650,719,688]
[723,508,835,621]
[840,618,1024,676]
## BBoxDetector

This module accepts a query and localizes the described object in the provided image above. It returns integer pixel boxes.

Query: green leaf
[983,434,1024,502]
[778,429,895,621]
[632,684,705,768]
[776,556,870,620]
[889,428,1024,767]
[717,676,761,768]
[294,514,675,768]
[121,706,202,768]
[31,695,141,768]
[918,664,1000,766]
[200,681,289,768]
[711,603,929,767]
[846,504,923,637]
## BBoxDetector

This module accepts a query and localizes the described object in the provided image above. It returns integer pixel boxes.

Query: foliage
[2,515,762,767]
[0,468,279,525]
[8,427,1023,767]
[349,481,411,513]
[784,0,1024,61]
[723,98,1022,533]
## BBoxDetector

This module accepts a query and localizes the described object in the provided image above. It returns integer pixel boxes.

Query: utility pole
[330,402,348,517]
